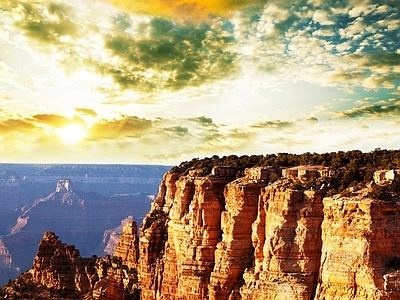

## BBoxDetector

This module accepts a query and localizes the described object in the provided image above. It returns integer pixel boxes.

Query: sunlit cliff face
[0,0,399,163]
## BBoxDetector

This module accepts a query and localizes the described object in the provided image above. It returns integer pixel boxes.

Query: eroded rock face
[315,196,400,300]
[113,220,139,269]
[139,171,231,299]
[240,182,324,300]
[138,167,400,300]
[209,178,268,300]
[139,168,325,300]
[2,229,141,299]
[30,231,96,293]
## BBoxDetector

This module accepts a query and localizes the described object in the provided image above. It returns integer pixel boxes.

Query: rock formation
[240,182,324,300]
[0,178,154,286]
[100,216,135,257]
[30,231,95,293]
[208,177,268,300]
[136,166,400,300]
[4,165,400,300]
[315,193,400,300]
[113,220,139,269]
[1,230,140,299]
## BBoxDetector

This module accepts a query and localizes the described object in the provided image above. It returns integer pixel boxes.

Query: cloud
[313,9,334,25]
[74,108,98,117]
[0,61,16,80]
[187,116,215,126]
[312,28,335,37]
[13,1,79,45]
[92,16,238,93]
[348,3,375,18]
[336,102,400,118]
[306,117,318,123]
[330,69,371,83]
[326,52,400,89]
[88,115,154,139]
[4,1,240,95]
[32,114,86,128]
[163,126,190,136]
[0,118,36,133]
[360,52,400,68]
[251,120,294,129]
[32,114,71,128]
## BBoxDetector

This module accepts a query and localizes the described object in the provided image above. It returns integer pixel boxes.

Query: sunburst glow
[56,124,87,144]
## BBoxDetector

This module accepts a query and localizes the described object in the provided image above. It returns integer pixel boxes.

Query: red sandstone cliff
[137,167,400,300]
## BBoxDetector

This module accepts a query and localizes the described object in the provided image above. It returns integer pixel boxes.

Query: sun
[56,124,87,144]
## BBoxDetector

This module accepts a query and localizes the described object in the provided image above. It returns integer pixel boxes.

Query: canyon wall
[3,166,400,300]
[137,167,400,300]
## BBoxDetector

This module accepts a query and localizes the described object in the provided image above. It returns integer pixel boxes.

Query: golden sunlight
[56,124,87,144]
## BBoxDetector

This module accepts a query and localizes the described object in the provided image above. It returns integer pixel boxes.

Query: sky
[0,0,399,165]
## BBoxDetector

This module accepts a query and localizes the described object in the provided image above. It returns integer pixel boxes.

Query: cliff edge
[3,163,400,300]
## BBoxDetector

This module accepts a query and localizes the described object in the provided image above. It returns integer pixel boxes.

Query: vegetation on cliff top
[171,148,400,195]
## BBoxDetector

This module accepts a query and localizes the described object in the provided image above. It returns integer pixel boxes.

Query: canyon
[0,164,170,286]
[3,163,400,299]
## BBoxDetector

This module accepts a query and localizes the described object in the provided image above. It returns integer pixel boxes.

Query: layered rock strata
[113,220,139,269]
[29,231,97,293]
[139,171,233,299]
[315,195,400,300]
[137,167,400,300]
[240,182,324,300]
[208,178,268,299]
[1,229,141,299]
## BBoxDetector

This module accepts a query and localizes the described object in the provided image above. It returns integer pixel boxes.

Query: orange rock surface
[209,178,268,299]
[137,168,400,300]
[113,220,139,269]
[240,181,324,300]
[315,195,400,300]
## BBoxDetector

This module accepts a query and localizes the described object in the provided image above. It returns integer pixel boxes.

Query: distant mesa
[55,179,74,193]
